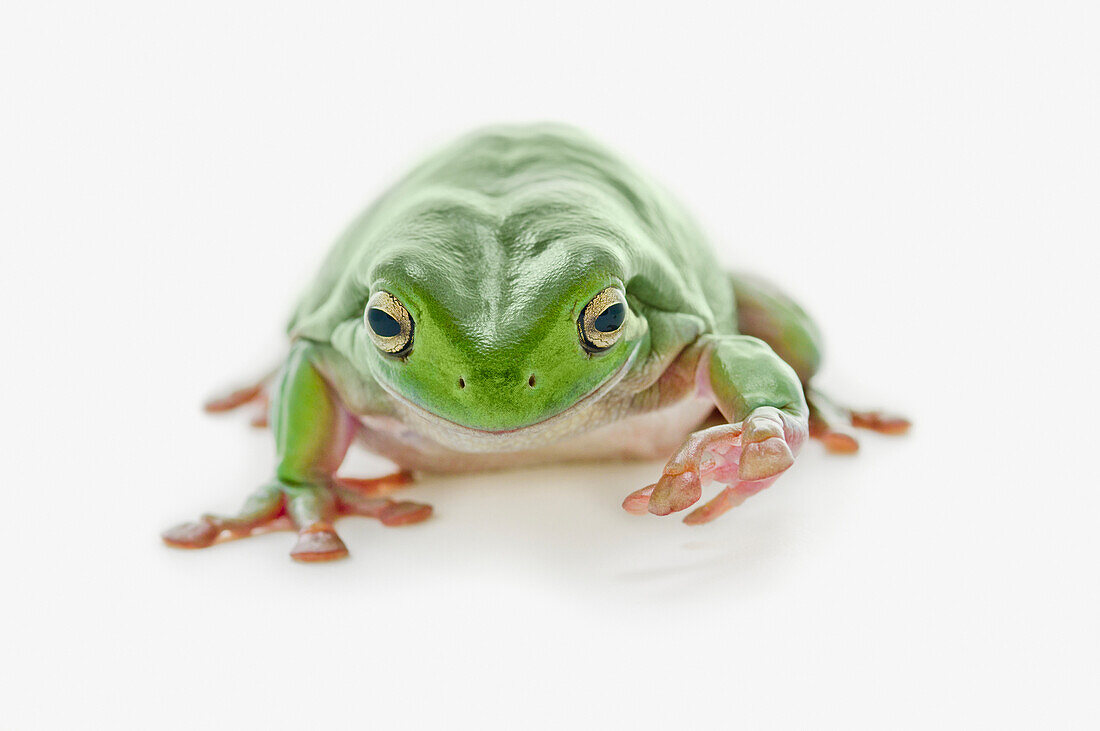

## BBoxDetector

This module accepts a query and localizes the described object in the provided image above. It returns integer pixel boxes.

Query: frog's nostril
[458,377,466,390]
[527,374,537,388]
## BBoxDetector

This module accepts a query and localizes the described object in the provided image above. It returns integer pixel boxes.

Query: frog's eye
[365,291,413,355]
[578,287,628,352]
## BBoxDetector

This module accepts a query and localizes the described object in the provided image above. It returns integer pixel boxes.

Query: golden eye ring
[365,291,413,355]
[579,287,627,352]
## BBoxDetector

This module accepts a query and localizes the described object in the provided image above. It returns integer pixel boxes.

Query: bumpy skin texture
[163,124,907,561]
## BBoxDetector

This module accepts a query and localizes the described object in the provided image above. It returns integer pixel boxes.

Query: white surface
[2,2,1098,729]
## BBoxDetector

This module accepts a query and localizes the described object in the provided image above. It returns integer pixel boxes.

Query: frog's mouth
[369,342,640,452]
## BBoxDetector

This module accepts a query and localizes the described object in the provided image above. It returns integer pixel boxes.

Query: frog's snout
[430,369,546,431]
[453,372,538,392]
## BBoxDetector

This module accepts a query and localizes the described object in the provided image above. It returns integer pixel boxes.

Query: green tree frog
[164,124,907,562]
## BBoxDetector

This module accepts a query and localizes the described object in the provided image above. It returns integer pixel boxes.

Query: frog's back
[290,124,735,340]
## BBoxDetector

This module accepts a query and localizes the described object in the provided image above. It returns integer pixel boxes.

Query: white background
[2,2,1098,729]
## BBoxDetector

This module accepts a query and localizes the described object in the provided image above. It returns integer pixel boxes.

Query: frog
[162,124,908,562]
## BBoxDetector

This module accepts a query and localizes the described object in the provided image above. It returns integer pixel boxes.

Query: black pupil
[368,308,402,338]
[593,303,625,333]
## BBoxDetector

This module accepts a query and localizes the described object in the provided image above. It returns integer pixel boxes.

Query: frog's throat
[373,342,641,450]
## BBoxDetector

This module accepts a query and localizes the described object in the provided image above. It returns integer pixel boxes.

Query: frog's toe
[378,501,433,526]
[290,525,349,562]
[162,519,220,549]
[332,473,432,526]
[622,484,655,515]
[820,430,860,453]
[682,489,733,525]
[203,382,265,413]
[647,470,703,516]
[736,407,802,480]
[738,437,795,481]
[336,471,415,497]
[682,476,779,525]
[851,410,911,435]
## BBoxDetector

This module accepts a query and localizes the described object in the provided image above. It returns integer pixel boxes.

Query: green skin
[164,124,905,562]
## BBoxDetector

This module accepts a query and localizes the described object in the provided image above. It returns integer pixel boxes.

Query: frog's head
[347,212,645,439]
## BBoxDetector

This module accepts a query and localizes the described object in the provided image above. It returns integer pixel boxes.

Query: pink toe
[622,485,655,515]
[738,437,794,481]
[648,471,702,515]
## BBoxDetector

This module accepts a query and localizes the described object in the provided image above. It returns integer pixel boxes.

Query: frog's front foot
[162,471,431,562]
[623,405,807,525]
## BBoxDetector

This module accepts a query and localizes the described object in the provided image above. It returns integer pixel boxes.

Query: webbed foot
[333,472,433,527]
[623,405,807,525]
[162,471,432,562]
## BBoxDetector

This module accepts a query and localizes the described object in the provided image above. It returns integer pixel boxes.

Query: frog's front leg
[163,342,431,562]
[623,335,808,525]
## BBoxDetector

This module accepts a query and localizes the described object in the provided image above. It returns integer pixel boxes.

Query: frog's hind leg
[731,271,909,454]
[165,344,433,562]
[806,388,861,453]
[808,387,910,453]
[731,271,823,384]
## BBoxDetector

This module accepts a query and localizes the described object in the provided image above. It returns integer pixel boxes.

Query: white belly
[355,397,716,473]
